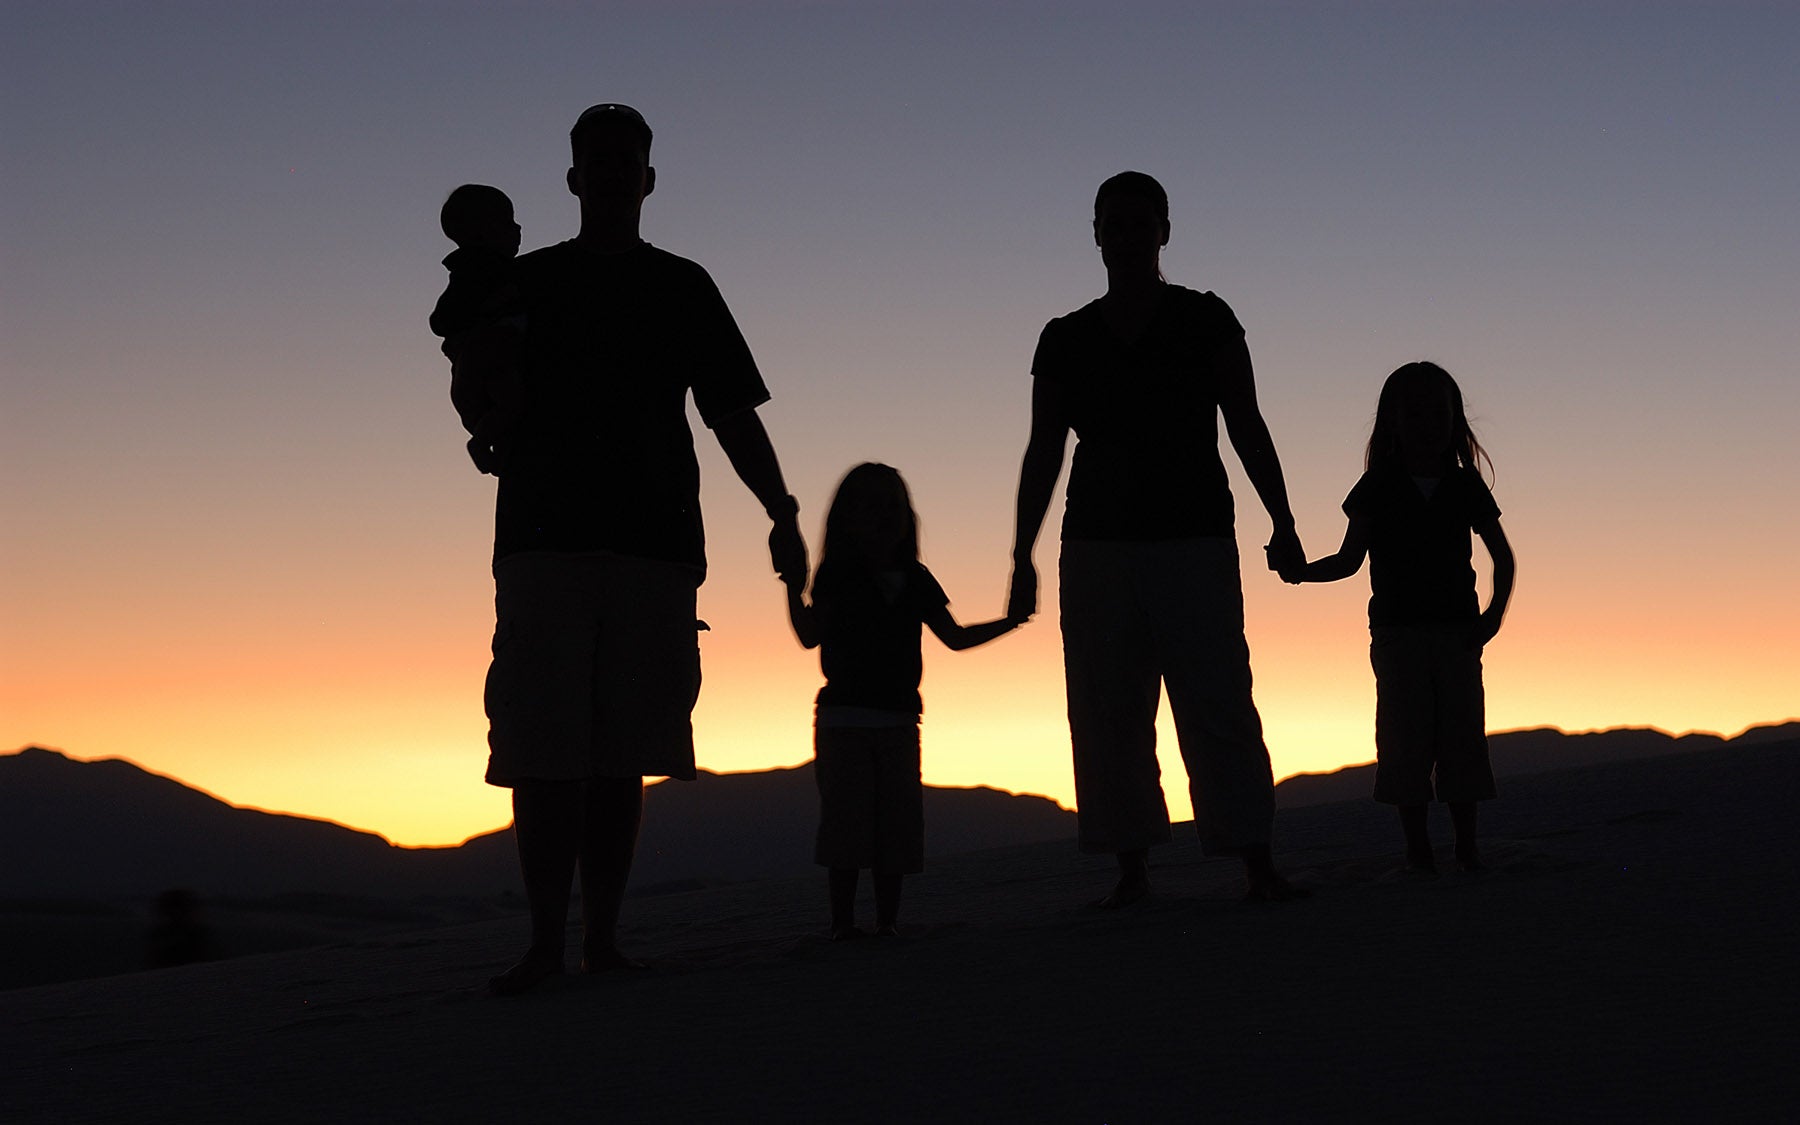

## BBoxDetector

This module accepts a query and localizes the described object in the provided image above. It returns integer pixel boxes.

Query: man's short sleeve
[1030,316,1070,384]
[683,263,772,428]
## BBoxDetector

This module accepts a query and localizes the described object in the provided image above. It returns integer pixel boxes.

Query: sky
[4,1,1796,847]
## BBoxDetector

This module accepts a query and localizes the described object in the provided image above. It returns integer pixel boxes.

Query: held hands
[1007,559,1039,622]
[768,510,808,588]
[1264,525,1306,584]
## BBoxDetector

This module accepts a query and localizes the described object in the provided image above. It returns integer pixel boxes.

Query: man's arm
[713,408,807,584]
[1008,377,1072,620]
[1214,336,1303,574]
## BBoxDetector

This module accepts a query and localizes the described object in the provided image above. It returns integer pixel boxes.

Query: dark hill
[1272,721,1800,809]
[0,749,1075,903]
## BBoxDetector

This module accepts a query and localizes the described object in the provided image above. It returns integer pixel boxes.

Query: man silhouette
[474,104,806,994]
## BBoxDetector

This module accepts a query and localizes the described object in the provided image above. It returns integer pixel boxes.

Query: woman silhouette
[1008,171,1306,904]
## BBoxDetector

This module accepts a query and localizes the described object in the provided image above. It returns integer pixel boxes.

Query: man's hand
[769,514,807,587]
[1007,559,1038,621]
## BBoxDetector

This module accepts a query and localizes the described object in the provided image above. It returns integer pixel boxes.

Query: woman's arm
[1295,516,1371,583]
[1008,377,1073,619]
[1214,337,1304,574]
[923,604,1024,652]
[784,580,820,650]
[1472,518,1515,647]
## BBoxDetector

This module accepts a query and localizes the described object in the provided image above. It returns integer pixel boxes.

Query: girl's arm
[784,579,820,650]
[1008,378,1073,620]
[924,604,1024,652]
[1294,515,1371,583]
[1472,518,1515,647]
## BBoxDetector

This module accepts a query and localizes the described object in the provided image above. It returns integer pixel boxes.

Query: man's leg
[578,776,645,971]
[490,779,583,995]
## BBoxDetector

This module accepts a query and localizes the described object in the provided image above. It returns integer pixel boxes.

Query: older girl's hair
[1365,361,1494,482]
[814,463,919,595]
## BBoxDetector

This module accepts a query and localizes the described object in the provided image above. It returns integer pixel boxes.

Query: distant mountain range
[4,722,1795,905]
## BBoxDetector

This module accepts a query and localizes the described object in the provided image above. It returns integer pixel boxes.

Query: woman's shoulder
[1166,285,1243,335]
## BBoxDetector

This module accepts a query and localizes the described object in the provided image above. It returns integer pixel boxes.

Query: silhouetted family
[429,104,1515,995]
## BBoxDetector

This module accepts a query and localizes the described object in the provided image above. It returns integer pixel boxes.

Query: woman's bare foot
[487,946,564,996]
[830,925,867,942]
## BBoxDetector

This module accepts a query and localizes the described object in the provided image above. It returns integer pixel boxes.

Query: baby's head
[440,183,521,255]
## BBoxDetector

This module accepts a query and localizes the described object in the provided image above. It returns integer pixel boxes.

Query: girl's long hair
[812,462,919,599]
[1365,361,1494,482]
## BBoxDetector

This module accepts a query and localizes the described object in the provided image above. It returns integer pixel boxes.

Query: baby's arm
[924,604,1025,652]
[1471,518,1515,647]
[1291,515,1371,584]
[784,578,820,650]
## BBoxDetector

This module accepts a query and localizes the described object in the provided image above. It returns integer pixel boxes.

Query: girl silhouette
[1288,361,1515,872]
[786,463,1025,937]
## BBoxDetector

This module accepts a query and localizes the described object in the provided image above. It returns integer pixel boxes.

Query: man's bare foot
[579,946,648,973]
[1243,871,1311,903]
[830,925,867,942]
[487,947,564,996]
[874,923,900,938]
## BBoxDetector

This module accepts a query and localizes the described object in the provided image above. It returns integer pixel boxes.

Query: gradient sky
[5,1,1796,847]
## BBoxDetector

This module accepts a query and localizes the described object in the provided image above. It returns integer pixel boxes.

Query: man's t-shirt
[494,240,770,570]
[1343,465,1501,627]
[1031,286,1245,542]
[814,562,951,718]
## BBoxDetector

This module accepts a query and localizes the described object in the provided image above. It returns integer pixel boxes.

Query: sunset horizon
[7,3,1796,850]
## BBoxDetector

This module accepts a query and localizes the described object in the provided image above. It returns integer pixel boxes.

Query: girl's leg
[873,872,903,934]
[1398,803,1435,872]
[1449,801,1482,871]
[828,868,862,939]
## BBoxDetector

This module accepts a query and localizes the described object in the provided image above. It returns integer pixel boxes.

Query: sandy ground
[6,744,1797,1124]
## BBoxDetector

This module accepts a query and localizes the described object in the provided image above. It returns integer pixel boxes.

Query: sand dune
[7,740,1798,1123]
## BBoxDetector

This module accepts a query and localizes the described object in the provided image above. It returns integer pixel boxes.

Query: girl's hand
[1469,612,1503,650]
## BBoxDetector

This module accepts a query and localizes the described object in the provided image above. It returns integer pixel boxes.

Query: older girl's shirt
[1344,465,1501,627]
[813,562,950,719]
[1031,285,1245,542]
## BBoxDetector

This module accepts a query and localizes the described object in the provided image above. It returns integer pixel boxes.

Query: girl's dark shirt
[1031,285,1245,542]
[493,240,770,570]
[1343,465,1501,627]
[813,561,950,718]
